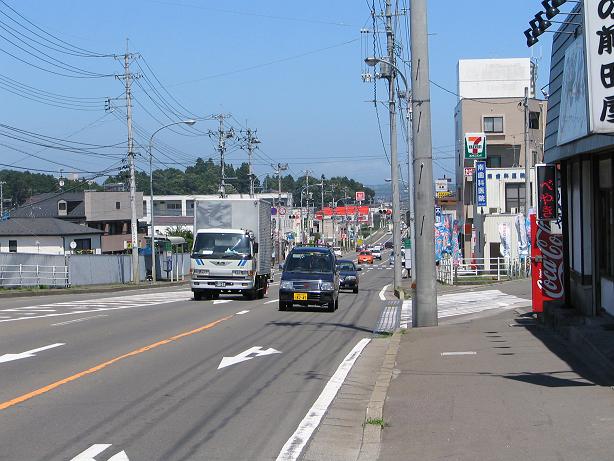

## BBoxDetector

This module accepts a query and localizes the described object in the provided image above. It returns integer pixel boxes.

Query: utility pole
[273,162,288,265]
[523,86,531,214]
[304,170,312,243]
[209,115,234,198]
[0,181,5,219]
[384,0,403,296]
[116,42,140,285]
[410,0,438,326]
[244,128,260,197]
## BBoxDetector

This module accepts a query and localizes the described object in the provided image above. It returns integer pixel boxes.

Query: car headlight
[320,281,334,291]
[280,281,294,290]
[193,269,209,276]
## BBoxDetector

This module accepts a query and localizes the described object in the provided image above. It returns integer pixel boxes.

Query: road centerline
[0,313,235,412]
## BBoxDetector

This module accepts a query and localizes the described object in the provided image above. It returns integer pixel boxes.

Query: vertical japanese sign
[536,164,558,221]
[585,0,614,133]
[475,161,487,207]
[464,133,487,159]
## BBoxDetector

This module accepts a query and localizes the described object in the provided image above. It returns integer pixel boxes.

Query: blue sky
[0,0,553,187]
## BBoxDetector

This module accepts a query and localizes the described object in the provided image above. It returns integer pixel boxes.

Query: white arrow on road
[218,346,281,370]
[0,343,65,364]
[70,444,129,461]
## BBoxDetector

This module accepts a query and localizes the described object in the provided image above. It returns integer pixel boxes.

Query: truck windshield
[192,233,251,259]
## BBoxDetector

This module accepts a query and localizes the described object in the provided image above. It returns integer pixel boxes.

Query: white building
[0,218,103,255]
[457,58,536,99]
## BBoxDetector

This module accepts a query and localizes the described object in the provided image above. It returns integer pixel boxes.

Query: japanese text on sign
[585,0,614,133]
[537,164,558,221]
[475,161,487,207]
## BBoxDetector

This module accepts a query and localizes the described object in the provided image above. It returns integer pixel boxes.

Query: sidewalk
[379,307,614,461]
[302,279,614,461]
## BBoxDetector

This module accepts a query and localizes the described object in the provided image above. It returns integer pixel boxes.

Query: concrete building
[0,218,103,255]
[455,58,546,259]
[543,3,614,318]
[11,191,144,253]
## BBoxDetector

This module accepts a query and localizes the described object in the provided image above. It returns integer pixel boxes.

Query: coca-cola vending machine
[531,164,565,313]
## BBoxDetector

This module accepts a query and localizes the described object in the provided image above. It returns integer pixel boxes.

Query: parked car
[333,246,342,257]
[336,259,361,293]
[384,241,393,249]
[279,246,339,312]
[357,250,374,265]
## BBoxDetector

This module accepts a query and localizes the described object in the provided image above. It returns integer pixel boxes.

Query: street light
[365,56,410,295]
[149,119,196,283]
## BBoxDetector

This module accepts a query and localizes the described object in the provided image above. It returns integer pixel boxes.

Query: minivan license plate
[293,293,308,301]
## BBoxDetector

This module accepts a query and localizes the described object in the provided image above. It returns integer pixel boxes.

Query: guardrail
[0,264,69,288]
[437,257,531,285]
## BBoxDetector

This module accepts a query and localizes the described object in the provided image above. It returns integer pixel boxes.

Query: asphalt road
[0,249,393,460]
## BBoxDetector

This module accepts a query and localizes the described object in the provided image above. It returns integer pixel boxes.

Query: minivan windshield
[285,251,333,273]
[192,233,251,259]
[336,262,355,272]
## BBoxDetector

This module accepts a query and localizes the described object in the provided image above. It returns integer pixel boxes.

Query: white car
[371,248,382,260]
[333,247,342,257]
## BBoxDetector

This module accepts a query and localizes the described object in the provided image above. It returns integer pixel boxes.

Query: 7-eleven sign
[464,133,487,159]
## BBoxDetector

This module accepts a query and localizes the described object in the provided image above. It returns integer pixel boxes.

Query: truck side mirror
[253,242,259,253]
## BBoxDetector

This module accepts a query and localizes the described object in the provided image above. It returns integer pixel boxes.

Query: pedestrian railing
[0,264,69,288]
[437,257,531,285]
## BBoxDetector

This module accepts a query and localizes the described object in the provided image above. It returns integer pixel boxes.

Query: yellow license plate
[294,293,308,301]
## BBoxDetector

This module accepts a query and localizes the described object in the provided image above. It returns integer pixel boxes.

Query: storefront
[544,2,614,317]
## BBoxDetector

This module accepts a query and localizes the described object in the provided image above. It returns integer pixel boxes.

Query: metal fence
[437,257,531,285]
[0,252,191,288]
[0,264,69,287]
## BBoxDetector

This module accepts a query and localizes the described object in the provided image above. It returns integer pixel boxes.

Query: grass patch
[374,331,393,338]
[365,417,388,428]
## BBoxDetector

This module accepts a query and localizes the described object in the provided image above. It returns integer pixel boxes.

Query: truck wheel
[193,291,203,301]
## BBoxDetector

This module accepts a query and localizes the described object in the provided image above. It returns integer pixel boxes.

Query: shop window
[599,158,613,277]
[74,238,92,251]
[487,156,502,168]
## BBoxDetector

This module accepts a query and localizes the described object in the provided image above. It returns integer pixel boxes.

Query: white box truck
[191,198,272,300]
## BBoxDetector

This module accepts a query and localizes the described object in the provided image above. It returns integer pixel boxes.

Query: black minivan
[279,246,339,312]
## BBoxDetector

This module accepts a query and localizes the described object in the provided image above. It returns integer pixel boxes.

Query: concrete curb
[0,280,190,299]
[357,331,402,461]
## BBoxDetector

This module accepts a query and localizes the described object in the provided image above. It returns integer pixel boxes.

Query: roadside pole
[410,0,438,326]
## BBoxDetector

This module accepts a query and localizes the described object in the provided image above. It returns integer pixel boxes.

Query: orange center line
[0,314,235,412]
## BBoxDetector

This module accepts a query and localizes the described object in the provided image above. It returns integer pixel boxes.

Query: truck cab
[191,228,266,300]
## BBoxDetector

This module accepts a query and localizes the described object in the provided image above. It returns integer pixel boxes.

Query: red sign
[537,164,557,221]
[531,214,565,313]
[355,191,365,202]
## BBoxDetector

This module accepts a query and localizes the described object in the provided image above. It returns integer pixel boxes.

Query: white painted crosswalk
[400,289,530,328]
[0,290,193,323]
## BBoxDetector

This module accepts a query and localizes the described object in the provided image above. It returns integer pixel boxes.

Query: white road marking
[400,300,411,329]
[70,444,129,460]
[276,338,371,461]
[52,314,108,326]
[218,346,281,369]
[235,310,250,315]
[0,343,65,364]
[441,351,477,356]
[264,299,279,304]
[212,300,232,305]
[379,284,390,301]
[0,291,192,323]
